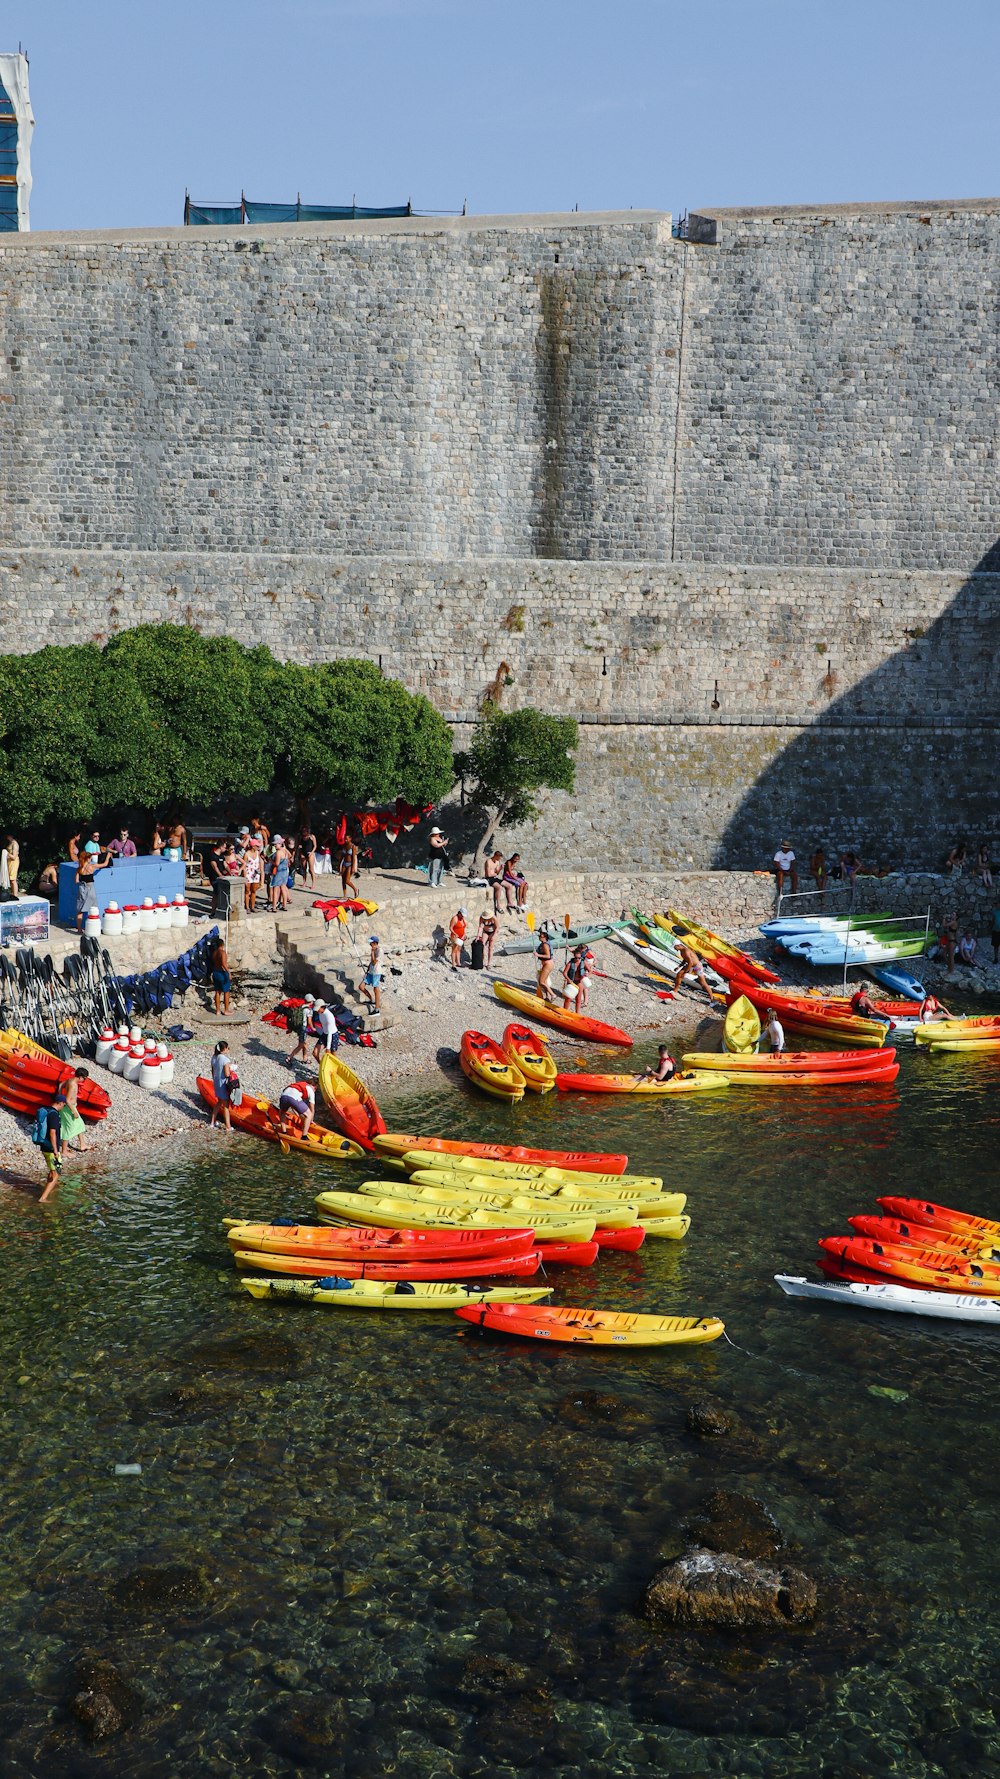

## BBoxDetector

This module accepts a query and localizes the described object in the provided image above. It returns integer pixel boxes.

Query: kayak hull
[493,981,632,1048]
[556,1070,730,1095]
[723,995,760,1053]
[456,1303,724,1345]
[197,1078,364,1158]
[232,1247,544,1281]
[373,1133,629,1174]
[776,1273,1000,1323]
[225,1222,538,1262]
[318,1051,386,1150]
[501,1023,557,1093]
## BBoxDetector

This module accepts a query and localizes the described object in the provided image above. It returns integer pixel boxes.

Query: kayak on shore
[492,981,633,1047]
[197,1078,364,1159]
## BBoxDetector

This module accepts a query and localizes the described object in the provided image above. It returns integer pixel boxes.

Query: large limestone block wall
[2,549,995,869]
[0,213,679,563]
[677,198,1000,570]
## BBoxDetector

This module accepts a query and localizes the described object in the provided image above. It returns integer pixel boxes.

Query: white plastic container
[129,1025,143,1044]
[102,901,123,938]
[84,908,102,940]
[121,905,140,935]
[154,895,171,932]
[95,1027,116,1068]
[143,1038,157,1057]
[109,1040,131,1075]
[155,1041,175,1085]
[139,1053,161,1090]
[116,1022,129,1039]
[170,894,189,928]
[138,898,157,933]
[123,1043,145,1083]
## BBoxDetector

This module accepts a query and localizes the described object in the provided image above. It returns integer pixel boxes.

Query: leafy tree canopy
[272,658,453,814]
[457,705,578,857]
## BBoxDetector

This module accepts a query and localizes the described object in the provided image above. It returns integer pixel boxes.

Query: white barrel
[121,905,140,934]
[170,894,189,928]
[123,1043,144,1083]
[154,895,171,931]
[143,1038,157,1056]
[116,1022,129,1038]
[95,1028,116,1068]
[129,1025,143,1044]
[102,901,124,938]
[108,1040,131,1075]
[155,1041,175,1085]
[138,898,156,932]
[84,909,102,939]
[139,1054,161,1090]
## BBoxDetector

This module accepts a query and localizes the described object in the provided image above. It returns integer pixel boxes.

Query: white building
[0,52,33,231]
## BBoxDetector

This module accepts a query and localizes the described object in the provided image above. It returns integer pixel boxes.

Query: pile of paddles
[0,929,222,1052]
[0,1028,110,1122]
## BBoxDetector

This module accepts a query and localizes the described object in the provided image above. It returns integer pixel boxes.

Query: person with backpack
[286,995,315,1065]
[33,1103,64,1201]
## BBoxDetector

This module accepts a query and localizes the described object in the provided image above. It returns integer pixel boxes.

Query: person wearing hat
[358,936,384,1014]
[772,840,797,898]
[427,826,449,888]
[311,998,339,1064]
[449,907,468,970]
[277,1078,316,1140]
[287,994,315,1064]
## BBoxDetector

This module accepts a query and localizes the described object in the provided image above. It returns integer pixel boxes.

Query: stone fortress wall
[0,204,997,869]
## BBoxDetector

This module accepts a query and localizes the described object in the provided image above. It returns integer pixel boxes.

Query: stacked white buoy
[102,901,124,937]
[138,898,157,933]
[122,1043,145,1083]
[170,894,189,928]
[139,1048,162,1090]
[155,1040,175,1085]
[84,908,102,939]
[121,905,140,935]
[95,1027,116,1068]
[108,1038,131,1075]
[154,895,171,932]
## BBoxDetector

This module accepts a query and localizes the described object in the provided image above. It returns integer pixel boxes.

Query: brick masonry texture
[0,206,997,868]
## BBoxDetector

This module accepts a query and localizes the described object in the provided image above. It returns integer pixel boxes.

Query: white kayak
[775,1274,1000,1325]
[614,929,726,992]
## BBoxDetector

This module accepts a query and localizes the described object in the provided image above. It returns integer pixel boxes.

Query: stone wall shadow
[713,550,1000,871]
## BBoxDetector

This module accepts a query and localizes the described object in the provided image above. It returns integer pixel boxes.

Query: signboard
[0,896,49,948]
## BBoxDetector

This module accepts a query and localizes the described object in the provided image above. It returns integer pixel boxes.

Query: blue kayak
[867,964,926,1003]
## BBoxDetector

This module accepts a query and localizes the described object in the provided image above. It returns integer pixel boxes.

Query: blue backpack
[31,1107,55,1147]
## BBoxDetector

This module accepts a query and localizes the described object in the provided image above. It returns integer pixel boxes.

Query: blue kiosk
[58,855,186,926]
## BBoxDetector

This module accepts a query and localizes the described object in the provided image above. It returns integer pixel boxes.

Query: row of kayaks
[0,1029,110,1122]
[914,1013,1000,1053]
[762,913,928,967]
[779,1197,1000,1324]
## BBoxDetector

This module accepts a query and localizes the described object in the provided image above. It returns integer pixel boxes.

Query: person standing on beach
[358,936,384,1014]
[476,910,498,968]
[427,827,448,888]
[211,936,232,1015]
[535,928,555,1002]
[243,839,263,913]
[297,827,317,891]
[75,842,111,932]
[269,835,292,912]
[449,909,467,970]
[764,1009,785,1054]
[209,1040,238,1130]
[277,1080,316,1139]
[56,1068,92,1152]
[2,834,19,898]
[311,999,339,1064]
[287,995,315,1065]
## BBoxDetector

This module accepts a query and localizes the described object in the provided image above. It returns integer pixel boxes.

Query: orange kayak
[197,1078,363,1159]
[226,1222,537,1262]
[373,1133,628,1173]
[493,981,633,1048]
[819,1235,1000,1294]
[849,1215,1000,1259]
[501,1023,557,1093]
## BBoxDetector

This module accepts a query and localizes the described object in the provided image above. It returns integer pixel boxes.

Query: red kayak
[533,1240,600,1267]
[233,1247,543,1281]
[0,1051,110,1121]
[819,1234,1000,1293]
[705,1047,898,1075]
[594,1226,646,1252]
[197,1078,362,1159]
[720,974,893,1048]
[848,1215,1000,1259]
[226,1222,537,1262]
[373,1133,628,1175]
[877,1197,1000,1243]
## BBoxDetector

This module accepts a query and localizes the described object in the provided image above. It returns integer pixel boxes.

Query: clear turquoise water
[3,1041,1000,1776]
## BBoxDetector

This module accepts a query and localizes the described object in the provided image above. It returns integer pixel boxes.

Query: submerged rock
[554,1390,654,1437]
[69,1651,141,1741]
[175,1329,303,1374]
[258,1693,348,1766]
[109,1562,212,1622]
[685,1398,749,1441]
[684,1489,784,1561]
[644,1548,817,1631]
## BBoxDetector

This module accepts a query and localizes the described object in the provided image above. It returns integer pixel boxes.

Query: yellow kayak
[724,995,760,1054]
[314,1191,597,1243]
[400,1151,664,1191]
[638,1214,691,1239]
[914,1036,1000,1053]
[356,1178,638,1230]
[318,1050,386,1148]
[501,1023,558,1094]
[407,1168,672,1219]
[240,1278,551,1309]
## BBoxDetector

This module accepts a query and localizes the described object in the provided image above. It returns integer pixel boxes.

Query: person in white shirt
[773,842,798,896]
[764,1010,785,1054]
[278,1080,316,1138]
[311,999,339,1063]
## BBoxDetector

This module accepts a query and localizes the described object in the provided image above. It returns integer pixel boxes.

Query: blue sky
[20,0,1000,231]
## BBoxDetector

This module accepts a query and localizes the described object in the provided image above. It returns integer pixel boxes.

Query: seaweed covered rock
[684,1489,784,1561]
[69,1651,141,1741]
[644,1549,817,1631]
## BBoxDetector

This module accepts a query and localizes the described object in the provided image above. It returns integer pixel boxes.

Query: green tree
[0,645,102,832]
[271,659,453,823]
[457,705,578,860]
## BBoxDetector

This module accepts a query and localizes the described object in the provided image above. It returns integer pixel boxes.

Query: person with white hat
[268,834,292,912]
[449,908,468,970]
[358,936,384,1014]
[427,826,449,887]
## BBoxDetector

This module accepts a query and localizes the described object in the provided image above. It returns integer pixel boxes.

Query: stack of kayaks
[0,1029,111,1121]
[318,1051,386,1149]
[777,1196,1000,1323]
[619,912,727,993]
[763,915,926,967]
[313,1189,599,1246]
[716,977,892,1047]
[197,1077,364,1159]
[682,1047,899,1086]
[492,981,632,1047]
[914,1015,1000,1053]
[227,1222,544,1279]
[390,1149,689,1240]
[664,910,782,985]
[501,1023,557,1093]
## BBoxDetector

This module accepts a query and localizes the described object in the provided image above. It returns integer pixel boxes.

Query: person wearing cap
[772,840,797,897]
[287,994,315,1064]
[427,826,449,888]
[311,998,339,1064]
[358,936,384,1014]
[449,907,468,970]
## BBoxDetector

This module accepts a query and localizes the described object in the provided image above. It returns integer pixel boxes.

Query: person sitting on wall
[809,847,827,900]
[977,841,993,889]
[503,854,528,910]
[773,841,798,897]
[945,839,967,875]
[840,850,859,887]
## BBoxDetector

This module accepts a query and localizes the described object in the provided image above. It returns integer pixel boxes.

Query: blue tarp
[185,195,413,226]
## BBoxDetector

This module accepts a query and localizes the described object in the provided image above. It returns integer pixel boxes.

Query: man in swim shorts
[278,1080,316,1139]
